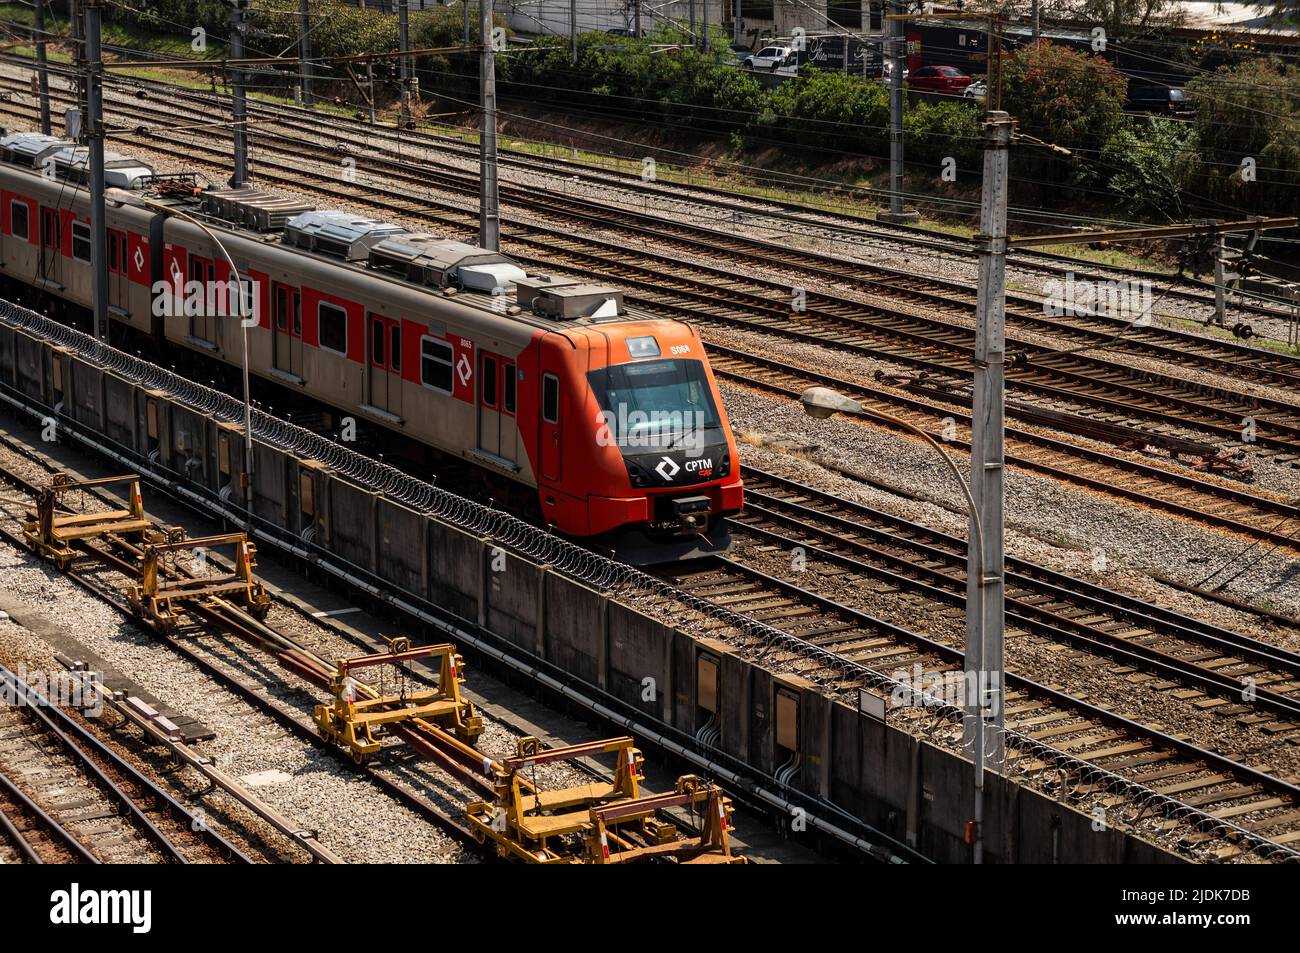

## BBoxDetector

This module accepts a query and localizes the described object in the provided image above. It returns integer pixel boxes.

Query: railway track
[5,78,1300,463]
[710,345,1300,552]
[0,761,99,863]
[0,466,494,858]
[6,53,1287,325]
[656,551,1300,861]
[736,466,1300,721]
[0,662,252,863]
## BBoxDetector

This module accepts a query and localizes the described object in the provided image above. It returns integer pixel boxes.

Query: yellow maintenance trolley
[467,736,746,864]
[313,637,484,765]
[127,531,272,630]
[23,473,164,569]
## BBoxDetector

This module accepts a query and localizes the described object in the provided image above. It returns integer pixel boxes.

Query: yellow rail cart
[467,736,745,864]
[127,532,271,629]
[313,637,484,765]
[23,473,160,569]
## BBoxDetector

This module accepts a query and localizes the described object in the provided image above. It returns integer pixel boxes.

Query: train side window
[292,290,302,336]
[40,208,57,249]
[318,301,348,355]
[370,315,385,367]
[10,200,28,241]
[274,285,289,331]
[71,220,91,263]
[108,229,119,272]
[542,373,559,423]
[481,354,497,408]
[503,361,516,414]
[420,337,454,394]
[389,323,401,374]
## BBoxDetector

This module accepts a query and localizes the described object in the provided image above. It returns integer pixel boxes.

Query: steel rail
[10,53,1289,324]
[0,766,100,863]
[0,663,254,863]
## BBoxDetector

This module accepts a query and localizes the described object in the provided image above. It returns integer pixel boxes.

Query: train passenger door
[477,351,501,458]
[367,313,402,418]
[540,366,561,483]
[272,282,302,378]
[498,356,517,465]
[39,206,60,285]
[188,255,216,344]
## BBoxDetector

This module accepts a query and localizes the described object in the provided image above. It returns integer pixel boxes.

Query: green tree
[1098,118,1195,215]
[1186,57,1300,209]
[1000,41,1128,156]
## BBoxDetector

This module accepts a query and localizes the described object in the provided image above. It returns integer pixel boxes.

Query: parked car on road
[908,65,974,94]
[963,79,987,102]
[1128,85,1193,117]
[743,45,793,70]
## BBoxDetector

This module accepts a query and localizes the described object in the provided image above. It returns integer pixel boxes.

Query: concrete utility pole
[229,0,250,187]
[879,1,915,223]
[732,0,740,45]
[85,0,108,341]
[299,0,313,105]
[1214,234,1227,327]
[34,0,51,135]
[479,0,499,250]
[689,0,696,45]
[1031,0,1040,42]
[398,0,412,125]
[570,0,578,64]
[634,0,642,37]
[464,0,471,46]
[966,109,1013,865]
[701,0,709,50]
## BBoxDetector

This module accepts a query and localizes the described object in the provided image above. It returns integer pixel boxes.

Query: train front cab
[534,320,743,564]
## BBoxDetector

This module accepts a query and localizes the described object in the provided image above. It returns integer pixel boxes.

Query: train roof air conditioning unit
[284,210,407,261]
[48,145,155,190]
[515,276,624,320]
[0,131,72,168]
[202,188,315,232]
[368,234,526,292]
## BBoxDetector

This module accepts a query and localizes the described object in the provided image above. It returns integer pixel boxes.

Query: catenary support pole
[85,0,108,341]
[965,109,1013,865]
[229,0,250,187]
[398,0,412,125]
[571,0,578,64]
[879,1,914,223]
[34,0,51,135]
[479,0,499,250]
[299,0,313,105]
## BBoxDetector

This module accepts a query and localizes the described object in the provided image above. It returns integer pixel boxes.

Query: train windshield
[588,359,722,449]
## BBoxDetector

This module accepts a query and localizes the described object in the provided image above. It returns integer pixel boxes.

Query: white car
[743,45,792,70]
[963,79,988,101]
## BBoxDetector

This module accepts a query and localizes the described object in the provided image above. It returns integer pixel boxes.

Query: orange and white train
[0,130,743,562]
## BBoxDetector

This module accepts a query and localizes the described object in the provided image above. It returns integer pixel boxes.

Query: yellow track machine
[23,473,161,569]
[314,637,484,765]
[127,531,271,629]
[467,736,746,864]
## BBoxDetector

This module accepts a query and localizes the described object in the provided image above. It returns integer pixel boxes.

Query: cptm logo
[655,456,714,480]
[49,884,152,934]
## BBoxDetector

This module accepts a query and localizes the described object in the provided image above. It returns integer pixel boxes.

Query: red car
[908,65,974,94]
